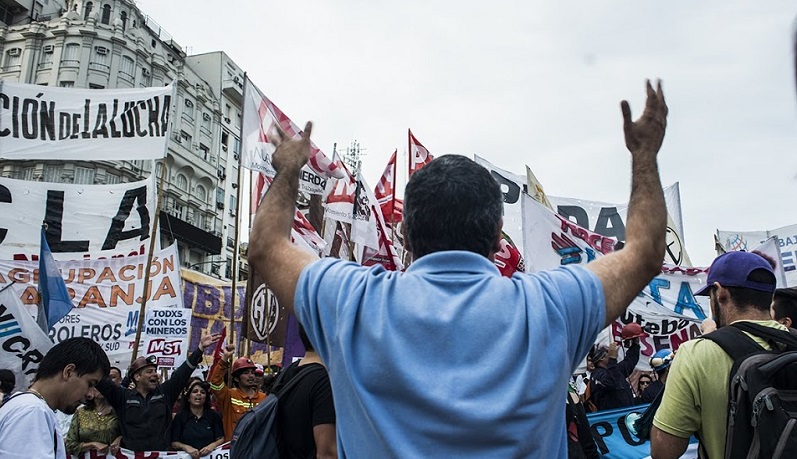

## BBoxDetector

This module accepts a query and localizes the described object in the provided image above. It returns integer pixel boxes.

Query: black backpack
[229,365,324,459]
[702,322,797,459]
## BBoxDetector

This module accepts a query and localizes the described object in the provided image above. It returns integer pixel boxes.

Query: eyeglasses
[639,381,651,386]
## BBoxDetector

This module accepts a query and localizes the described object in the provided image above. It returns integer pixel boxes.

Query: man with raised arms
[249,80,668,456]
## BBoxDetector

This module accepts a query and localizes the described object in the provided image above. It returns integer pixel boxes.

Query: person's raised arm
[587,80,668,328]
[248,122,318,314]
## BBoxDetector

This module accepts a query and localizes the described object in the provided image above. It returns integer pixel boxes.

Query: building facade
[0,0,248,280]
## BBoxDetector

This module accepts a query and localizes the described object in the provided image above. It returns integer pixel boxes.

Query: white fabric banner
[0,244,183,367]
[69,443,229,458]
[522,194,709,370]
[0,174,156,260]
[549,183,692,266]
[473,155,526,255]
[0,82,173,160]
[0,286,53,392]
[718,225,797,287]
[240,78,343,194]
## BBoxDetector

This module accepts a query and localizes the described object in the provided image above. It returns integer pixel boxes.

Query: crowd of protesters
[1,80,796,458]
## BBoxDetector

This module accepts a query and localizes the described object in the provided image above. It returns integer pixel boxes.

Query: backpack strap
[274,365,325,398]
[702,326,763,361]
[730,322,797,350]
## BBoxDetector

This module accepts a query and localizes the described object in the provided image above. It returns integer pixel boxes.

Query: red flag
[206,327,227,379]
[408,129,433,177]
[494,235,526,278]
[374,150,403,224]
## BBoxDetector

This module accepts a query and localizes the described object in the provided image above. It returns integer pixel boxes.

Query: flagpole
[230,73,248,354]
[131,163,166,363]
[389,149,398,243]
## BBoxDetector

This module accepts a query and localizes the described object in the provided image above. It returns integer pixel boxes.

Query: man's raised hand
[271,121,313,174]
[621,80,667,155]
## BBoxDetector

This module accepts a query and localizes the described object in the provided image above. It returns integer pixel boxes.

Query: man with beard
[651,251,784,458]
[209,345,267,441]
[96,333,219,451]
[0,337,110,459]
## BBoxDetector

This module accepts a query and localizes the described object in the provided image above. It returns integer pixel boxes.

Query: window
[119,56,134,80]
[101,4,111,24]
[22,167,35,181]
[74,166,95,184]
[59,81,75,88]
[175,202,185,220]
[216,187,224,205]
[3,48,22,70]
[199,143,209,161]
[179,130,191,145]
[40,48,53,66]
[194,212,204,229]
[91,46,109,71]
[154,162,164,179]
[106,173,120,184]
[176,174,188,191]
[120,11,127,31]
[224,104,231,118]
[62,43,80,67]
[44,165,62,182]
[141,67,151,86]
[83,1,93,20]
[196,185,207,203]
[89,83,105,89]
[183,99,194,120]
[229,195,237,211]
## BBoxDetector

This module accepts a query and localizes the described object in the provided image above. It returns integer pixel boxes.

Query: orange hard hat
[621,323,647,340]
[231,357,256,375]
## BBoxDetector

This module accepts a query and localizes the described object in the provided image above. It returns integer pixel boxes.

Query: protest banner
[549,183,691,266]
[182,269,277,366]
[242,267,288,347]
[473,155,526,258]
[586,405,698,458]
[69,443,229,459]
[522,194,709,370]
[0,286,53,392]
[0,82,174,160]
[718,224,797,286]
[0,174,156,261]
[0,243,182,367]
[141,307,191,370]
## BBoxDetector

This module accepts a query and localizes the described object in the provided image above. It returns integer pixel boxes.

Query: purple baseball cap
[695,251,776,296]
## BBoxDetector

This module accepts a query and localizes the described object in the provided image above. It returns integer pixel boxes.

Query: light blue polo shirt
[295,251,605,458]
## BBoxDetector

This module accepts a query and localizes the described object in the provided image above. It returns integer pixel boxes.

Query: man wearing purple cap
[651,251,785,458]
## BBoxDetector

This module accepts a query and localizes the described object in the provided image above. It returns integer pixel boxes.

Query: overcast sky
[140,0,797,266]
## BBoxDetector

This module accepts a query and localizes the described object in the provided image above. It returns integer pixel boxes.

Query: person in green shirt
[65,387,122,456]
[650,251,783,458]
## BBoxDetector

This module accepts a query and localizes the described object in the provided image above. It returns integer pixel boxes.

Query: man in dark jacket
[589,338,640,411]
[96,333,219,451]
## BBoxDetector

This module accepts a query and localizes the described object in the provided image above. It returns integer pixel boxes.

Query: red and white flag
[241,77,345,194]
[251,174,326,255]
[408,129,433,177]
[374,150,403,224]
[361,212,403,271]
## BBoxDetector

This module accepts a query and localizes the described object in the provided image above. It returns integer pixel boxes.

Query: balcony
[159,211,222,255]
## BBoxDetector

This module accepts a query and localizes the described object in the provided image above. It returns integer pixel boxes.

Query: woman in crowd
[171,379,225,458]
[65,387,122,456]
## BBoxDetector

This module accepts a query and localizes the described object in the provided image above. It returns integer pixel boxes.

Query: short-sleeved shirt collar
[406,251,500,276]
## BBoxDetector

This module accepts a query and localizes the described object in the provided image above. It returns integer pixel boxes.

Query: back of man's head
[696,251,776,313]
[772,287,797,326]
[404,155,503,259]
[35,337,110,381]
